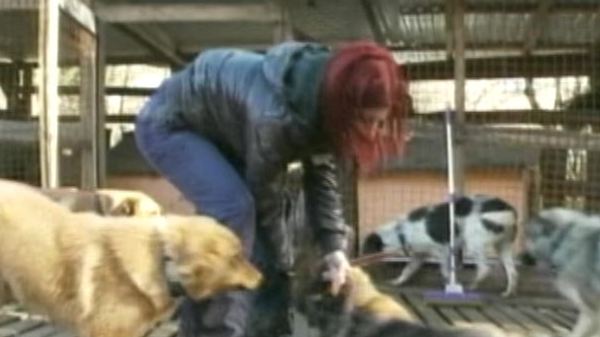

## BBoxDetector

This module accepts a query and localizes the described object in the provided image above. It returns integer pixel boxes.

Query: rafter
[95,3,278,24]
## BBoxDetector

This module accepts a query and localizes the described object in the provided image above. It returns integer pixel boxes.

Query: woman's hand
[321,250,351,295]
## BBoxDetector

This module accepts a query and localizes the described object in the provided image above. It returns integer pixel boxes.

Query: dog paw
[389,277,407,286]
[501,289,515,298]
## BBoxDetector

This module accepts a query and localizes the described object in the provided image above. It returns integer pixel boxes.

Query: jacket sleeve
[302,154,349,254]
[244,124,297,269]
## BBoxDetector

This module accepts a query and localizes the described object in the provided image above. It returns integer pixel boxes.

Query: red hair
[321,41,411,174]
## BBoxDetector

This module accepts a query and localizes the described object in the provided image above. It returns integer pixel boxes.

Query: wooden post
[451,0,466,196]
[80,31,97,190]
[96,19,107,187]
[38,0,60,188]
[271,0,293,42]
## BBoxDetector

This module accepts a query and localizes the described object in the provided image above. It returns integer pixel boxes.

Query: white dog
[363,195,518,297]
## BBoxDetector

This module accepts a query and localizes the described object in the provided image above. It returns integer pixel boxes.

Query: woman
[135,40,411,337]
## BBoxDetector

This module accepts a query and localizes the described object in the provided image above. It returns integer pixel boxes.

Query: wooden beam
[444,0,453,59]
[415,109,600,127]
[270,0,292,43]
[406,53,597,80]
[95,3,278,23]
[0,0,39,10]
[523,0,553,53]
[38,0,60,188]
[396,2,600,15]
[15,85,156,96]
[389,42,589,52]
[96,19,107,187]
[451,0,466,199]
[416,122,600,151]
[360,0,386,43]
[79,39,97,190]
[112,24,185,68]
[58,0,95,34]
[522,0,553,110]
[291,27,319,42]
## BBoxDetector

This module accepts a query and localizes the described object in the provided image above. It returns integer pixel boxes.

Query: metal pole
[445,0,466,294]
[38,0,60,188]
[445,107,463,294]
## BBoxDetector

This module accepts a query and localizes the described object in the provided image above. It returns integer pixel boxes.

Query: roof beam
[522,0,553,110]
[59,0,95,34]
[112,24,185,68]
[523,0,553,53]
[360,0,386,43]
[397,2,599,15]
[95,3,279,23]
[407,53,597,80]
[389,42,588,52]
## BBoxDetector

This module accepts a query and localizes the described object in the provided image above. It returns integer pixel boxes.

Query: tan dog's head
[343,267,414,321]
[159,215,262,299]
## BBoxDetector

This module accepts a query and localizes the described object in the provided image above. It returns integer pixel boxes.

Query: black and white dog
[363,195,518,297]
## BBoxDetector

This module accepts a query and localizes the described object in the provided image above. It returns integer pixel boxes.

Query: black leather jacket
[144,42,348,270]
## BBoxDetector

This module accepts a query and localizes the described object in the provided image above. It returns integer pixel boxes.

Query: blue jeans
[135,113,290,337]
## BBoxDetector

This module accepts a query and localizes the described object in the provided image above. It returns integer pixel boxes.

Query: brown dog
[345,267,415,322]
[0,179,262,337]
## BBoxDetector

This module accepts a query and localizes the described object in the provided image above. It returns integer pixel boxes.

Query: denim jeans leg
[135,119,257,337]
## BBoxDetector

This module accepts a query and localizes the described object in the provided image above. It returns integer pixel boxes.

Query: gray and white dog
[363,195,518,297]
[523,208,600,337]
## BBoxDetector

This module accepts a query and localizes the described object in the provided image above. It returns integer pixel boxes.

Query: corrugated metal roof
[1,0,599,66]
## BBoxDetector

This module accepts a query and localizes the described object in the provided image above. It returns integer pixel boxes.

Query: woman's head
[321,41,411,174]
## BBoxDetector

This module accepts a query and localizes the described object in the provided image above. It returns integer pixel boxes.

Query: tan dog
[41,187,163,216]
[346,267,415,322]
[0,179,262,337]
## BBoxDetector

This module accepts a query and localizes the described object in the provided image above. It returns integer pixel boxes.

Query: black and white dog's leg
[497,241,518,297]
[390,254,426,285]
[468,243,491,291]
[437,247,451,282]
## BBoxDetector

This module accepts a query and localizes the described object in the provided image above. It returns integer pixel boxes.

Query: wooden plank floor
[385,287,576,337]
[0,264,577,337]
[0,291,577,337]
